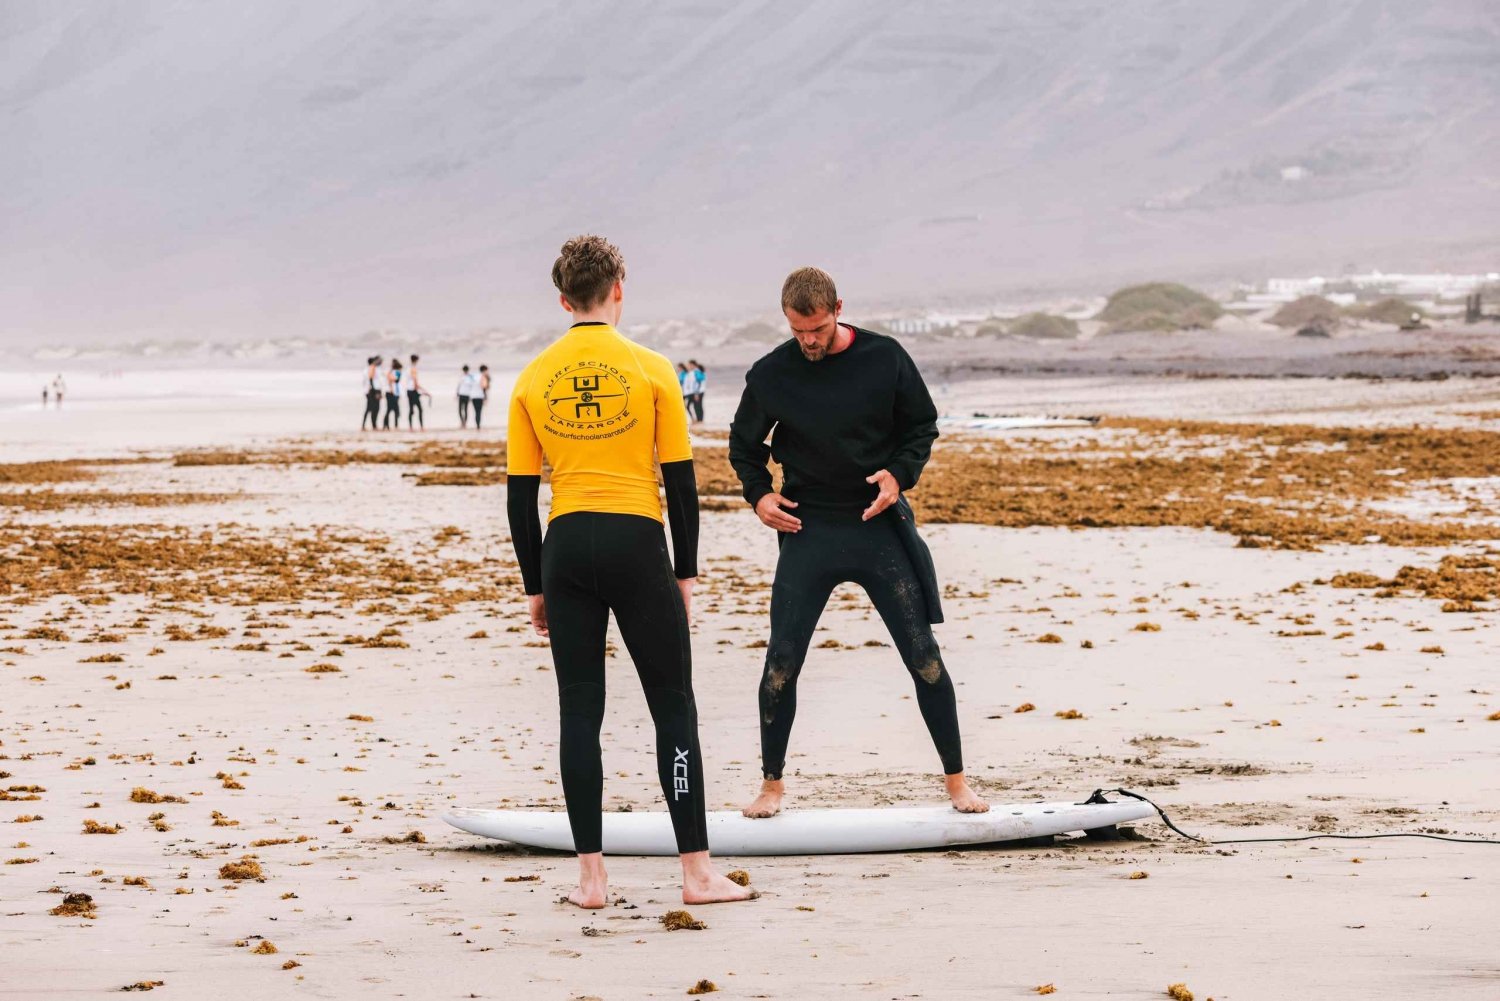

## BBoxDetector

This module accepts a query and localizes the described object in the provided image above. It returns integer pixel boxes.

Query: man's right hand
[754,492,802,532]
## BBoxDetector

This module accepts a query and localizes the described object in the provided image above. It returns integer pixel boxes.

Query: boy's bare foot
[945,772,989,813]
[565,852,608,909]
[741,778,784,818]
[680,851,758,904]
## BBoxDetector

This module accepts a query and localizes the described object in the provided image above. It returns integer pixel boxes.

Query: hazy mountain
[3,0,1497,346]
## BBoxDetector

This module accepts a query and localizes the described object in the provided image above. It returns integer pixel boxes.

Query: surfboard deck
[442,797,1154,856]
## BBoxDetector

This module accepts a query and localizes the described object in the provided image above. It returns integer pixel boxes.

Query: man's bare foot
[945,772,989,813]
[680,851,758,904]
[741,778,784,819]
[566,852,608,909]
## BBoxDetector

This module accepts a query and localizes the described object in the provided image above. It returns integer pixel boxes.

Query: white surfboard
[442,797,1154,856]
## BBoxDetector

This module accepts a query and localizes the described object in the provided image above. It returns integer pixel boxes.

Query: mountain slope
[2,0,1497,343]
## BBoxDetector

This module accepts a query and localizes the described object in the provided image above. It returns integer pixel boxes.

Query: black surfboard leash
[1088,788,1500,846]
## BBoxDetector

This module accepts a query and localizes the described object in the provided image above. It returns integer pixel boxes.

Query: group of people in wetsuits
[506,235,985,909]
[361,354,492,430]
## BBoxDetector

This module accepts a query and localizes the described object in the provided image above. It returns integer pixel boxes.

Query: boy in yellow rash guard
[504,234,755,910]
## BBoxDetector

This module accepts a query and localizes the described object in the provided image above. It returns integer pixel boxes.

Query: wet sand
[2,372,1498,999]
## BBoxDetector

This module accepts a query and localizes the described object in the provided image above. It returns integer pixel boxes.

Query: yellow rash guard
[506,322,691,522]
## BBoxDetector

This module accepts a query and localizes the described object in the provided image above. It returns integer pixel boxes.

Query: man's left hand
[862,469,899,521]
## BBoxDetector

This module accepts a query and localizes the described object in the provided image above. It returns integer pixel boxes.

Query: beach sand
[2,372,1498,999]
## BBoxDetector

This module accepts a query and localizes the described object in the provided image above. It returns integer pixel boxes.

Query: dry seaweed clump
[83,819,122,834]
[912,419,1500,550]
[686,981,719,995]
[0,522,510,612]
[120,981,166,992]
[251,940,278,955]
[219,857,264,881]
[1166,985,1194,1001]
[130,787,184,804]
[383,830,427,844]
[660,909,706,931]
[50,892,97,918]
[1329,555,1498,607]
[725,870,751,887]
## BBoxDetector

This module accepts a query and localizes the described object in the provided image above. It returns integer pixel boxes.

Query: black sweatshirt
[728,326,939,512]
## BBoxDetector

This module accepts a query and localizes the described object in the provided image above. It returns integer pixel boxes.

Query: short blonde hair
[781,267,838,315]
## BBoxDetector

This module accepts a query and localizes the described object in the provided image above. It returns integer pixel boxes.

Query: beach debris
[304,663,341,673]
[282,960,301,970]
[1055,709,1084,719]
[1015,702,1037,713]
[251,941,278,955]
[1036,633,1063,644]
[504,874,539,883]
[129,787,183,804]
[50,892,96,918]
[218,857,263,881]
[686,981,718,995]
[660,909,706,931]
[119,981,165,992]
[82,820,122,834]
[1166,985,1193,1001]
[1129,871,1148,879]
[1133,622,1161,632]
[1034,986,1057,995]
[725,870,751,886]
[382,830,427,844]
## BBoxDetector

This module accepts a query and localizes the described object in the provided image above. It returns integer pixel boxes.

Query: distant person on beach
[362,356,383,430]
[729,266,987,820]
[679,359,700,419]
[687,359,706,423]
[51,374,66,408]
[505,234,753,909]
[407,354,426,430]
[383,359,403,430]
[472,364,490,428]
[457,364,476,428]
[42,384,49,407]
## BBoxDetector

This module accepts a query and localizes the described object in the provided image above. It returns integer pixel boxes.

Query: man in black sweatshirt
[729,267,988,818]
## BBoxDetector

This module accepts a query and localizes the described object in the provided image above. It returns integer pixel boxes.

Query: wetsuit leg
[472,397,485,429]
[407,391,423,429]
[758,530,839,781]
[850,516,963,775]
[458,396,468,427]
[362,391,380,429]
[541,515,610,855]
[595,514,709,854]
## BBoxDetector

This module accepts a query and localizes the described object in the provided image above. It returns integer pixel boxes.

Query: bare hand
[754,492,802,532]
[862,469,899,521]
[528,593,549,637]
[677,577,695,627]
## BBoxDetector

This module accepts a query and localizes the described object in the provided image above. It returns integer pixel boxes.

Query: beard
[798,340,830,362]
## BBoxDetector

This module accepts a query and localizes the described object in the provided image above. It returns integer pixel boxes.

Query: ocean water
[1,367,516,460]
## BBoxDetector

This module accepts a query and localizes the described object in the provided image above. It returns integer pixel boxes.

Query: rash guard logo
[543,361,634,438]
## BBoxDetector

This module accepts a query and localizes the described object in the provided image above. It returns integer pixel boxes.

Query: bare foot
[945,772,989,813]
[565,852,608,909]
[741,778,784,819]
[680,852,758,905]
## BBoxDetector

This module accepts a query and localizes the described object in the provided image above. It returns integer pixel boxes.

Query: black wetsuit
[728,325,963,780]
[407,390,423,429]
[505,322,707,855]
[362,369,381,430]
[383,385,401,429]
